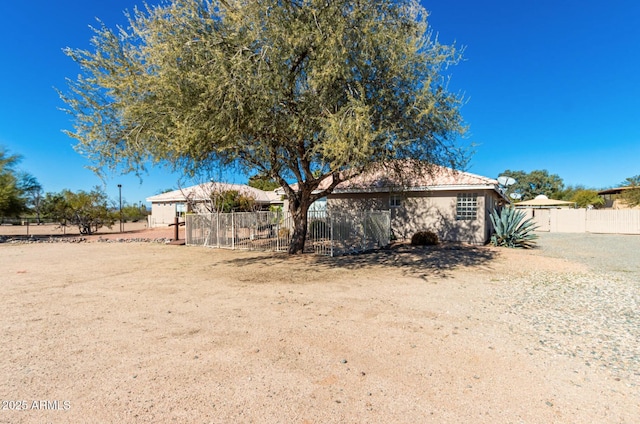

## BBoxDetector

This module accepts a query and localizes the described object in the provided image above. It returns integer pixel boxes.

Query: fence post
[186,215,190,244]
[231,212,235,250]
[216,213,220,248]
[363,213,367,251]
[330,215,334,257]
[276,210,280,252]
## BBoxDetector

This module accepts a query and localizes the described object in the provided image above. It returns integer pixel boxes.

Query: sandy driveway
[0,221,174,240]
[0,235,638,423]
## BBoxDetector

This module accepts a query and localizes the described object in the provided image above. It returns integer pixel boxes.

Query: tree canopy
[61,0,467,252]
[41,187,116,234]
[0,147,40,219]
[568,188,604,209]
[0,148,23,218]
[211,190,256,213]
[499,169,564,202]
[248,174,280,192]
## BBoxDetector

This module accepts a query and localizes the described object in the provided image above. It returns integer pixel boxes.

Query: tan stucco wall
[149,203,178,227]
[328,190,500,244]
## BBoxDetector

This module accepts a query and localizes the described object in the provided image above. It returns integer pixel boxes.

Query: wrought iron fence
[185,210,390,256]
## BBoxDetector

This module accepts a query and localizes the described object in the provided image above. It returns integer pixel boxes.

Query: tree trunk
[288,201,311,254]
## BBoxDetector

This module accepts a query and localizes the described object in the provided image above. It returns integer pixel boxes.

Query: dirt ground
[0,229,638,423]
[0,221,172,240]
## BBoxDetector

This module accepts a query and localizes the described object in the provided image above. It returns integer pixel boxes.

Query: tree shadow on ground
[219,241,498,281]
[318,242,498,279]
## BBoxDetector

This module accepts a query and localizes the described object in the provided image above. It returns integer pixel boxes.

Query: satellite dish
[509,192,522,200]
[497,175,516,187]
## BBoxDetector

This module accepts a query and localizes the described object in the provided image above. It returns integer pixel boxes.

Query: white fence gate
[529,209,551,232]
[185,210,391,256]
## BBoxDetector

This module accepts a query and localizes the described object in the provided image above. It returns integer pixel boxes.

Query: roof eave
[332,184,502,194]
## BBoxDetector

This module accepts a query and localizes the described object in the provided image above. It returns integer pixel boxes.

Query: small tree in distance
[0,146,39,220]
[19,173,44,223]
[41,187,115,234]
[211,190,256,213]
[40,192,68,227]
[61,0,468,253]
[121,203,148,222]
[569,189,604,209]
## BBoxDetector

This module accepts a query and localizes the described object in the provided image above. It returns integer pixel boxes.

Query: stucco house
[279,164,508,244]
[598,187,640,209]
[146,182,281,227]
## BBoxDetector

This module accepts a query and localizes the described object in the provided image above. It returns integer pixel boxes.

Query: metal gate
[186,210,390,256]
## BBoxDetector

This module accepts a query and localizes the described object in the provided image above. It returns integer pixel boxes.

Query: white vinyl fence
[185,210,391,256]
[525,208,640,234]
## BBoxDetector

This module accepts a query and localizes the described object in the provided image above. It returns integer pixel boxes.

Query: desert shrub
[411,230,439,246]
[489,207,538,248]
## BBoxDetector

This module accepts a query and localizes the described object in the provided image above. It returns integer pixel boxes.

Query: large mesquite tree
[61,0,467,253]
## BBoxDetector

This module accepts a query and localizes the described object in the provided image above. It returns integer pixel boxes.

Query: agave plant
[489,207,538,248]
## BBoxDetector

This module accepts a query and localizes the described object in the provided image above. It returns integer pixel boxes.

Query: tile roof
[597,186,636,195]
[146,182,280,204]
[276,163,503,198]
[317,163,499,193]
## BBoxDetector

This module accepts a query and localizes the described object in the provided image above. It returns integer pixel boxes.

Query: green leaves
[489,207,538,249]
[210,190,255,213]
[0,147,35,218]
[61,0,468,252]
[499,169,564,201]
[569,189,604,208]
[61,0,466,185]
[41,187,115,234]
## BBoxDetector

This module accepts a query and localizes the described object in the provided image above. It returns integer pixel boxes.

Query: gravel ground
[494,232,640,387]
[533,232,640,278]
[1,231,638,422]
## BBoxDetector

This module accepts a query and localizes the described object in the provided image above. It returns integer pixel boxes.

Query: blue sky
[1,1,639,205]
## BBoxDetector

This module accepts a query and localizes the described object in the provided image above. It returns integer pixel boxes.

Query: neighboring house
[278,164,509,244]
[145,182,282,227]
[598,187,640,209]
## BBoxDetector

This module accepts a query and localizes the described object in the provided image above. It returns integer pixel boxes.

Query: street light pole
[118,184,123,233]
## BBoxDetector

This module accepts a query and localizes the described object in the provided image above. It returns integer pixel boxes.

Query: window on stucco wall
[390,195,402,208]
[456,193,478,220]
